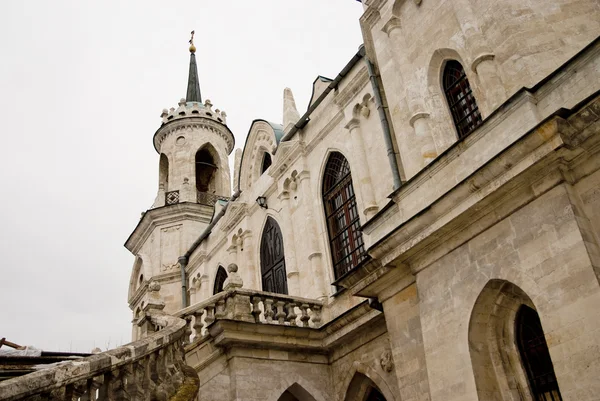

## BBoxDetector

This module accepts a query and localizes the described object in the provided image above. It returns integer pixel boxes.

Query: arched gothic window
[260,217,288,294]
[261,152,272,174]
[516,305,563,401]
[213,266,228,294]
[322,152,367,280]
[443,60,482,138]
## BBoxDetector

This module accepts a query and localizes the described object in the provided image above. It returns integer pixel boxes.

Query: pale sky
[0,1,364,352]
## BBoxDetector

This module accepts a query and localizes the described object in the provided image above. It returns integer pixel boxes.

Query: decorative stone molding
[380,350,394,372]
[334,66,370,109]
[471,53,496,73]
[153,117,235,155]
[382,17,402,36]
[223,263,243,290]
[409,111,430,128]
[220,202,248,232]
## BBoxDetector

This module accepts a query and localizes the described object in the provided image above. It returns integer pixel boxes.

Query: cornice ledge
[269,140,304,181]
[367,110,590,273]
[333,65,370,108]
[305,112,345,154]
[125,203,213,253]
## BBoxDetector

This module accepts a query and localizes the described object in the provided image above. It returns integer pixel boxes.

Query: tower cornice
[153,115,235,155]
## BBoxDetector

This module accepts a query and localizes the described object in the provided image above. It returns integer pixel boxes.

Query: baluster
[98,371,113,401]
[205,305,216,326]
[73,379,92,401]
[215,299,226,319]
[193,309,205,339]
[299,304,310,327]
[183,316,193,345]
[286,302,297,326]
[264,298,274,322]
[122,363,141,401]
[64,384,75,401]
[275,300,286,324]
[311,304,322,328]
[251,296,262,323]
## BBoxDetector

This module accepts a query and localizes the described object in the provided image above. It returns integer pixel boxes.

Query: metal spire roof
[186,31,202,103]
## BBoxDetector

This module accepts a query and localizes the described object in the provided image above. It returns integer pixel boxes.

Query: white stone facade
[125,1,600,400]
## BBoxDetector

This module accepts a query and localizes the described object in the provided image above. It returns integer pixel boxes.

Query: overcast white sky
[0,1,364,352]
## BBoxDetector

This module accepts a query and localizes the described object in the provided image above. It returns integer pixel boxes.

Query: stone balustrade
[0,312,194,401]
[177,289,324,343]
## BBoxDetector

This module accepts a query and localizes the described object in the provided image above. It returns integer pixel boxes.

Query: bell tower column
[125,35,235,326]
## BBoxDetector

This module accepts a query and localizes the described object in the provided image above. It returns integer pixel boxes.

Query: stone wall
[416,183,600,401]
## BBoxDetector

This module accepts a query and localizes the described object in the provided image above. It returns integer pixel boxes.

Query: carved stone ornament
[380,350,394,372]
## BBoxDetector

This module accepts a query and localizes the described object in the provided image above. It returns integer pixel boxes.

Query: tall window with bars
[322,152,367,280]
[443,60,483,138]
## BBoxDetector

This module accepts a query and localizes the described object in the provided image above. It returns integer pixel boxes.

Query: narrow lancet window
[213,266,228,294]
[322,152,367,280]
[261,152,272,174]
[443,60,482,138]
[516,305,563,401]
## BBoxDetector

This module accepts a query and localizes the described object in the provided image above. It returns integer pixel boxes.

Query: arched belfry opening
[159,153,169,190]
[260,217,288,294]
[195,146,219,193]
[469,279,562,401]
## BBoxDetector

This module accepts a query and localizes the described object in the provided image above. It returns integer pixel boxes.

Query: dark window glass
[260,217,288,294]
[516,305,563,401]
[365,387,387,401]
[213,266,228,294]
[443,60,483,138]
[261,152,272,174]
[322,152,367,280]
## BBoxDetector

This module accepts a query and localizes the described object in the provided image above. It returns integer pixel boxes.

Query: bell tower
[125,33,234,332]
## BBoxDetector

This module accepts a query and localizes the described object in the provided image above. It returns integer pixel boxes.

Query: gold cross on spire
[189,30,196,53]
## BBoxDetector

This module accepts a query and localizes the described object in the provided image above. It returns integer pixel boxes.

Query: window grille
[322,152,367,280]
[443,60,482,138]
[165,190,180,205]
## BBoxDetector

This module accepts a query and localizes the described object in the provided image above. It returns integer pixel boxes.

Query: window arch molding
[426,48,483,146]
[468,279,562,401]
[320,150,368,282]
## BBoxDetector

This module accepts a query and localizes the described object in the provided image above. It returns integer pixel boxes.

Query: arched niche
[468,279,562,401]
[159,153,169,191]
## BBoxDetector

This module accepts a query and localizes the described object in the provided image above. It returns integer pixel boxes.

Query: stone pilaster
[298,171,327,300]
[278,190,300,295]
[345,117,379,219]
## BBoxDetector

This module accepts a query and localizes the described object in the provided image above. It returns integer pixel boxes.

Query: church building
[2,0,600,400]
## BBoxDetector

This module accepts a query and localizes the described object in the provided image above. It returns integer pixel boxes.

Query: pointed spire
[283,87,300,133]
[186,30,202,103]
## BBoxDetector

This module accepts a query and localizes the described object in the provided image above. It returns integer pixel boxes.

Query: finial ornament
[189,30,196,53]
